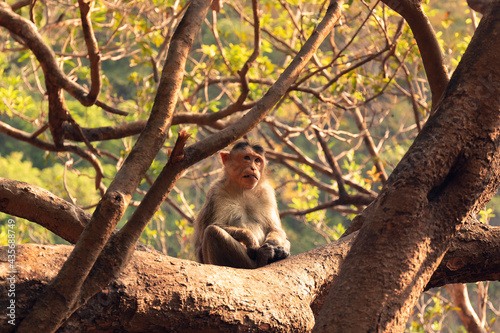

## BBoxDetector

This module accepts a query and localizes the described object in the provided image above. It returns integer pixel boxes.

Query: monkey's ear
[220,152,230,165]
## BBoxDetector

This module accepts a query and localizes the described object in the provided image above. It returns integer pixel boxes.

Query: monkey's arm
[220,226,260,249]
[220,226,262,262]
[263,212,290,251]
[193,193,217,264]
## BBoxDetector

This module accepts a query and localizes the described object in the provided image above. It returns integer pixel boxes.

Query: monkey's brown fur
[193,142,290,269]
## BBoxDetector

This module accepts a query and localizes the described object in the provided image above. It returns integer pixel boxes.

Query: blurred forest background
[0,0,499,331]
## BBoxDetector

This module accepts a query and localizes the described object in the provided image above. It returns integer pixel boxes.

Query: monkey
[193,141,290,269]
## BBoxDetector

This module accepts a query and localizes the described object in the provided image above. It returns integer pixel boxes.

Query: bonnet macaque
[193,141,290,269]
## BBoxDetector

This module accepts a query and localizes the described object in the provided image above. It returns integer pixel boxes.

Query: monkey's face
[223,148,265,190]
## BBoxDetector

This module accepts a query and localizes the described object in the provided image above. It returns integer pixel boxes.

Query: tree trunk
[314,4,500,332]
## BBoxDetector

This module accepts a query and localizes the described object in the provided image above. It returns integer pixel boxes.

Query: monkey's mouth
[243,175,259,181]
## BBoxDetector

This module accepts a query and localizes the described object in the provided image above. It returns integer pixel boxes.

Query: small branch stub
[168,130,191,164]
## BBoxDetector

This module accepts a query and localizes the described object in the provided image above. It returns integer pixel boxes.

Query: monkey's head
[221,142,266,190]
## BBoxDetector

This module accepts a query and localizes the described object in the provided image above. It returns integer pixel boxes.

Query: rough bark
[0,239,351,333]
[2,220,500,332]
[428,222,500,289]
[314,4,500,332]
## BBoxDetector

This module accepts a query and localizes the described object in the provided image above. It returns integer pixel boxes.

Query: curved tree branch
[380,0,449,107]
[77,0,101,106]
[0,120,105,191]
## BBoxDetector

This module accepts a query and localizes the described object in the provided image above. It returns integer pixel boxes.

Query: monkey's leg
[202,225,257,269]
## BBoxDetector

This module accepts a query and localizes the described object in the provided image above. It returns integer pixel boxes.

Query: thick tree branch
[2,221,500,331]
[428,223,500,289]
[61,110,233,142]
[54,132,194,321]
[0,178,88,244]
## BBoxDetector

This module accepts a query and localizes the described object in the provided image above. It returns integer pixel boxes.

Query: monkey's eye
[244,155,251,161]
[255,158,262,164]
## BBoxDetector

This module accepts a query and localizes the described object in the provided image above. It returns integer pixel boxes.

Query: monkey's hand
[255,243,290,267]
[268,245,290,264]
